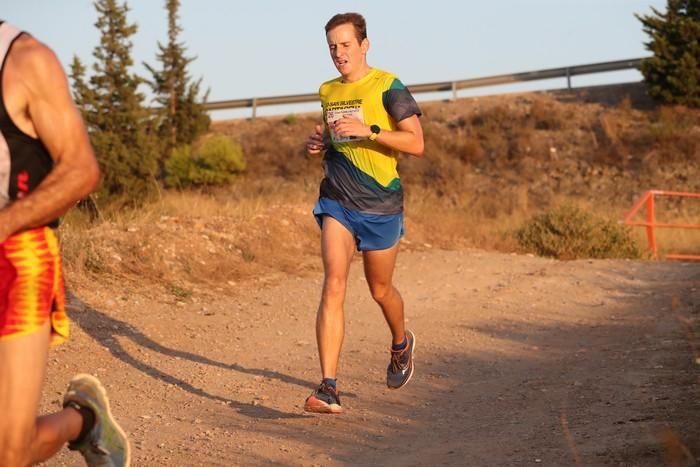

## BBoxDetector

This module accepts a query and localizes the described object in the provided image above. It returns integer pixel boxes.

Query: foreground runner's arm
[0,35,100,242]
[330,113,424,157]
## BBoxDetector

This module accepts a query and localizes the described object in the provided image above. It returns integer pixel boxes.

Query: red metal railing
[624,190,700,260]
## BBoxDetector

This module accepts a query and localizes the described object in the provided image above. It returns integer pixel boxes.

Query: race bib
[326,106,364,143]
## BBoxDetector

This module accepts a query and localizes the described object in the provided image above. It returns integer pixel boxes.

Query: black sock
[392,337,408,351]
[65,401,95,444]
[322,378,337,390]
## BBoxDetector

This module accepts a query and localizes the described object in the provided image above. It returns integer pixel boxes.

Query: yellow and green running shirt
[318,68,421,215]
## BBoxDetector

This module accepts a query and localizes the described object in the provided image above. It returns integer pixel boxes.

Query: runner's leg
[363,242,406,345]
[0,322,82,465]
[316,216,356,379]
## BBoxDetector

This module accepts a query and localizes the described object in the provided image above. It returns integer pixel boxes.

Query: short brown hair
[325,13,367,43]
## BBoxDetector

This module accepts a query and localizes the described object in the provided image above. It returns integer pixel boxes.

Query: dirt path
[41,249,699,466]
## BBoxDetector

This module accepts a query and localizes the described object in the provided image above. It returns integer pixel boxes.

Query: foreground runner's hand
[332,114,370,139]
[306,125,326,156]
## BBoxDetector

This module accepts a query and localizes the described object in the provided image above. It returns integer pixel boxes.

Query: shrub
[164,135,246,188]
[283,114,298,125]
[515,204,642,260]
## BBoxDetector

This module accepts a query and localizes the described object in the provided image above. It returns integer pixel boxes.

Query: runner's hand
[332,115,371,139]
[306,124,326,156]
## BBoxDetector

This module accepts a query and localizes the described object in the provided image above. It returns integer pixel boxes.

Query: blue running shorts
[313,198,404,251]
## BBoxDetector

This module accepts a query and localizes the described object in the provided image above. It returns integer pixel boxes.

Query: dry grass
[59,83,700,288]
[61,180,322,292]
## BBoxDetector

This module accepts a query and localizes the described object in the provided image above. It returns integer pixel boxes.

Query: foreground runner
[304,12,424,414]
[0,21,130,466]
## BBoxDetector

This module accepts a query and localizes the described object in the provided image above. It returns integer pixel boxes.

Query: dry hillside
[62,82,700,290]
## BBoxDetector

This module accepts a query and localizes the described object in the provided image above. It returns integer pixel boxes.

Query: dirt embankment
[214,82,700,215]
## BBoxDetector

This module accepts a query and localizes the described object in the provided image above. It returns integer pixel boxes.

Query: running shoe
[386,329,416,389]
[63,374,131,467]
[304,381,342,414]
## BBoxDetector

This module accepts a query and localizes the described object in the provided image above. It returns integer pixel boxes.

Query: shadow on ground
[67,292,310,420]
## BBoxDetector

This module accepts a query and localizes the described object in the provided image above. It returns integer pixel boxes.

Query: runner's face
[326,23,368,81]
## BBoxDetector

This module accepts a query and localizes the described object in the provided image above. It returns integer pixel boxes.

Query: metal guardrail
[204,57,645,118]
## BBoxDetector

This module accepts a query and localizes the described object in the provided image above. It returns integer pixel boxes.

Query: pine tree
[70,0,160,204]
[145,0,210,166]
[637,0,700,107]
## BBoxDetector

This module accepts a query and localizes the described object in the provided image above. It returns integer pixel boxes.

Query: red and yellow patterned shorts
[0,227,68,345]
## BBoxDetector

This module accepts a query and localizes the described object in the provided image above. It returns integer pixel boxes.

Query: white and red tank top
[0,21,54,222]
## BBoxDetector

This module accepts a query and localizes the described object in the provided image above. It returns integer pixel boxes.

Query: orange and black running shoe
[304,381,342,414]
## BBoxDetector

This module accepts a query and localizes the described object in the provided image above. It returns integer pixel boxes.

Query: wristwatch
[368,124,381,141]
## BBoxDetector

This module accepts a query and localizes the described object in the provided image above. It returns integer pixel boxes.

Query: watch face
[370,124,380,134]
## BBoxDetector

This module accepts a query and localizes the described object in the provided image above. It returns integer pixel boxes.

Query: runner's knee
[323,274,348,299]
[368,282,393,304]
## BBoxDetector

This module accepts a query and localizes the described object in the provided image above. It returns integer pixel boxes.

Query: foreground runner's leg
[0,322,82,465]
[305,216,355,413]
[63,373,131,466]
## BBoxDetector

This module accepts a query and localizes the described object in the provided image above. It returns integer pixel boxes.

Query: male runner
[0,21,130,466]
[304,12,424,414]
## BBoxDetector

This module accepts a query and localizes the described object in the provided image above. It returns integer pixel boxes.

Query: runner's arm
[331,114,424,157]
[0,37,100,241]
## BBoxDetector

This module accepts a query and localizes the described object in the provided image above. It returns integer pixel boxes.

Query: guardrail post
[250,97,258,120]
[646,193,657,257]
[566,68,571,90]
[451,81,457,101]
[251,98,258,120]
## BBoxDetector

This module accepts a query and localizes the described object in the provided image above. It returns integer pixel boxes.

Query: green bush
[283,114,298,125]
[164,135,246,188]
[515,204,643,260]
